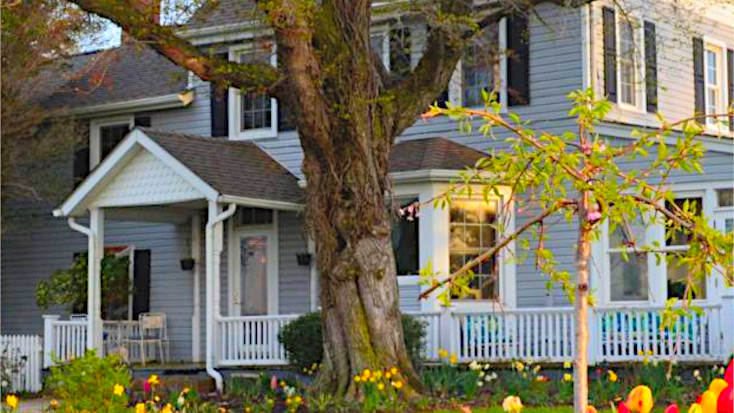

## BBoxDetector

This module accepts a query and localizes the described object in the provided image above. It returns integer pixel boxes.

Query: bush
[278,312,426,371]
[45,350,131,413]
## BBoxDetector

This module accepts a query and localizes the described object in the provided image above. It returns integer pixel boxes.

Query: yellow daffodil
[354,375,361,382]
[374,370,382,379]
[147,375,160,386]
[362,368,371,379]
[245,408,252,413]
[608,370,618,383]
[385,372,392,379]
[377,383,385,391]
[161,404,173,413]
[449,354,458,364]
[502,395,523,413]
[515,361,525,372]
[113,383,125,396]
[279,380,286,387]
[295,396,302,404]
[391,380,404,389]
[49,400,59,410]
[369,376,376,383]
[439,349,448,359]
[390,367,399,375]
[5,395,19,410]
[564,373,573,382]
[135,403,146,413]
[564,361,572,369]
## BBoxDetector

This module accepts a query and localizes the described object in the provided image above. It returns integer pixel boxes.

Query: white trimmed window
[607,214,649,302]
[229,46,278,140]
[664,196,706,299]
[462,23,501,108]
[704,44,725,127]
[90,116,134,168]
[616,15,644,109]
[449,199,499,300]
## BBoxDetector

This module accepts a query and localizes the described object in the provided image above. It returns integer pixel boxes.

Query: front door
[233,229,277,316]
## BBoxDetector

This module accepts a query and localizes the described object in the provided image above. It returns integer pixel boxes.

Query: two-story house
[1,0,732,387]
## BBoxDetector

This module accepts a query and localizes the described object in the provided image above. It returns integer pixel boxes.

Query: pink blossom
[587,211,602,223]
[270,375,278,391]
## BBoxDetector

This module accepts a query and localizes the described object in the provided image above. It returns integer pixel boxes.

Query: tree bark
[574,191,591,413]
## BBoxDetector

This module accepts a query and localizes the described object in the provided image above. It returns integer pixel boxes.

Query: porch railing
[594,304,722,362]
[217,315,299,367]
[42,315,87,368]
[0,334,43,392]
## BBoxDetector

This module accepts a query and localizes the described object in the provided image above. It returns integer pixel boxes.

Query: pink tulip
[143,381,151,393]
[664,404,680,413]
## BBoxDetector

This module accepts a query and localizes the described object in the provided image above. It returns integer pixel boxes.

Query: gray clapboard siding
[152,82,212,136]
[399,285,422,312]
[278,211,312,314]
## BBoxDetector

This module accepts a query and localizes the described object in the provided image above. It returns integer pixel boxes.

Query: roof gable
[389,137,487,173]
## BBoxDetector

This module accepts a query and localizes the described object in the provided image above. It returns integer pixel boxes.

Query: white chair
[126,313,169,366]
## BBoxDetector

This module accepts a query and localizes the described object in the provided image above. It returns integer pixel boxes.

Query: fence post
[721,295,734,359]
[42,314,60,368]
[587,307,598,365]
[438,307,453,356]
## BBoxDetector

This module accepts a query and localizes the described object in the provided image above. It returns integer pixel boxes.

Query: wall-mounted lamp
[180,258,195,271]
[296,253,312,267]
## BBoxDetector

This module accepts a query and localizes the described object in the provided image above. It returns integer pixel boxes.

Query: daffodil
[113,383,125,396]
[564,373,573,382]
[161,404,173,413]
[449,354,458,364]
[564,361,572,369]
[354,375,361,382]
[515,361,525,372]
[385,372,392,379]
[390,367,399,375]
[377,383,385,391]
[391,380,404,389]
[438,349,448,359]
[608,370,618,383]
[362,368,371,379]
[135,403,146,413]
[5,395,19,410]
[49,400,59,410]
[147,375,160,386]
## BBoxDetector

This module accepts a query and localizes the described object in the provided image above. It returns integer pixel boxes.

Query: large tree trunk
[574,191,591,413]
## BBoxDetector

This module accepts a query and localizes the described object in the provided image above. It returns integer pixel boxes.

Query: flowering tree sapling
[419,89,734,413]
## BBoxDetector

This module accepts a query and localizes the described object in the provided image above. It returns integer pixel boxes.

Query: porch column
[191,214,202,363]
[88,207,104,353]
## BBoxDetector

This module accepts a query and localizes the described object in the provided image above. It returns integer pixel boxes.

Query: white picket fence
[0,335,43,393]
[217,315,299,366]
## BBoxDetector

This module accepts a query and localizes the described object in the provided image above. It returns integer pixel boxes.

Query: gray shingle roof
[389,137,487,172]
[141,128,303,205]
[185,0,259,30]
[43,42,188,109]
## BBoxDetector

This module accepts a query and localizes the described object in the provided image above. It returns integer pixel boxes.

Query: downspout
[67,217,95,350]
[205,202,236,391]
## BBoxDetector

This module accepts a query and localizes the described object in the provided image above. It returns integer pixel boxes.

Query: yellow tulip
[709,378,728,397]
[502,395,523,413]
[627,385,654,413]
[688,403,703,413]
[161,404,173,413]
[700,390,718,413]
[5,395,19,410]
[135,403,146,413]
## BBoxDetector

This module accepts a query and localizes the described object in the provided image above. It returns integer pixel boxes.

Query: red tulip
[665,404,680,413]
[619,402,631,413]
[698,396,703,404]
[718,386,732,413]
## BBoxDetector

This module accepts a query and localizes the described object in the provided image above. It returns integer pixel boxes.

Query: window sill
[229,128,278,141]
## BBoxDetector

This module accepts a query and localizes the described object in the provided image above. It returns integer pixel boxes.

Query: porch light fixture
[296,253,312,267]
[180,258,195,271]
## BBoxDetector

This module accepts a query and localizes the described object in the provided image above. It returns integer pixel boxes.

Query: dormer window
[229,46,278,140]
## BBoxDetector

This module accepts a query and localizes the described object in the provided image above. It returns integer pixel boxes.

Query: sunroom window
[449,199,499,300]
[607,215,649,302]
[665,197,706,299]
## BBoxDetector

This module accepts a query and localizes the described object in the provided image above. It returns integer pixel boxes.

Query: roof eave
[61,90,195,118]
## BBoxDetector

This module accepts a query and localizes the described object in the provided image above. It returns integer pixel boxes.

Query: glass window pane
[618,20,636,105]
[462,23,499,107]
[665,197,702,246]
[666,253,706,299]
[609,252,648,301]
[238,50,274,132]
[706,50,717,86]
[716,188,733,207]
[449,199,499,300]
[100,124,130,160]
[725,219,733,234]
[391,198,419,275]
[609,216,646,249]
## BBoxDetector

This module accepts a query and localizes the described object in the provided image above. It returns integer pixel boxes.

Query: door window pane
[449,199,499,300]
[240,236,268,315]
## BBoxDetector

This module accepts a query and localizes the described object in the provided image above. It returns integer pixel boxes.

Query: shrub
[278,312,426,371]
[45,350,131,413]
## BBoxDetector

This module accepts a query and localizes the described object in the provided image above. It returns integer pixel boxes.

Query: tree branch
[69,0,280,93]
[418,198,577,300]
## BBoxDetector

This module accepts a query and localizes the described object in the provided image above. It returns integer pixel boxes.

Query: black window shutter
[132,250,151,320]
[728,49,733,131]
[134,115,152,128]
[644,21,657,113]
[389,26,411,78]
[602,7,617,103]
[435,88,449,108]
[210,53,229,137]
[506,15,530,106]
[72,146,90,187]
[693,37,705,117]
